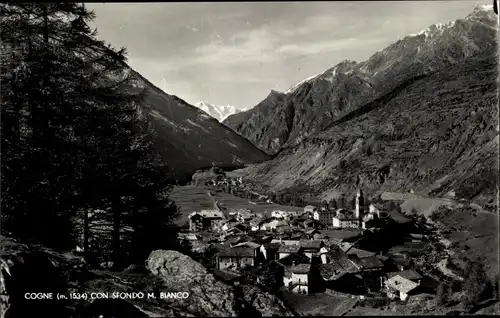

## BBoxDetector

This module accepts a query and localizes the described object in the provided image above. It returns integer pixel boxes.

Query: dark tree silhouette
[1,3,179,267]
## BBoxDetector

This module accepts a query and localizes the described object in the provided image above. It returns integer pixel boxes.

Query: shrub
[461,259,494,307]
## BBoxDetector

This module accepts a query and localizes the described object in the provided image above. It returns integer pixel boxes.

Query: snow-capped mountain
[224,4,497,154]
[195,101,245,122]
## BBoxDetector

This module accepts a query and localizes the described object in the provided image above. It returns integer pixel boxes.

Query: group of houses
[181,188,434,301]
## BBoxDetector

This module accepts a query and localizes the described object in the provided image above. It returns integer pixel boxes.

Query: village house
[221,234,239,245]
[249,217,263,232]
[318,263,365,294]
[221,218,240,232]
[318,247,358,273]
[189,210,225,232]
[385,252,413,272]
[277,244,302,260]
[384,274,420,301]
[259,217,287,231]
[260,242,281,261]
[318,229,362,246]
[277,252,310,266]
[353,255,385,273]
[332,209,361,229]
[299,240,324,259]
[342,244,377,259]
[313,209,336,227]
[284,264,313,294]
[232,241,261,259]
[253,260,285,288]
[351,255,386,292]
[216,247,256,270]
[220,223,248,241]
[235,209,254,223]
[271,239,300,246]
[387,269,423,284]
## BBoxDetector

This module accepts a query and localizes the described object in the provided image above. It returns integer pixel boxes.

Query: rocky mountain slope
[223,5,498,155]
[126,71,270,182]
[195,101,245,122]
[0,236,294,318]
[239,47,498,208]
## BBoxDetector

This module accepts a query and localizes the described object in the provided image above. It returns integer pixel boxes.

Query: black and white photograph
[1,1,499,317]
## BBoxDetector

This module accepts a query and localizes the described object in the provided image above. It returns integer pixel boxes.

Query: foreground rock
[0,236,294,317]
[146,250,295,317]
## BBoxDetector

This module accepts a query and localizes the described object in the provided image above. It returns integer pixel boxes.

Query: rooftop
[189,210,225,219]
[232,241,260,249]
[318,263,346,280]
[355,256,384,270]
[319,229,362,241]
[271,239,300,246]
[344,246,376,258]
[291,263,311,274]
[385,275,419,294]
[263,242,281,250]
[278,244,301,254]
[299,239,323,250]
[218,247,255,258]
[277,253,310,267]
[388,269,422,281]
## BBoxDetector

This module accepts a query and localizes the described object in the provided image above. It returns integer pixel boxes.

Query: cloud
[89,1,488,109]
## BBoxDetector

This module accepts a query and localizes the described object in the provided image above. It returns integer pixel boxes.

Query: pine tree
[1,3,179,267]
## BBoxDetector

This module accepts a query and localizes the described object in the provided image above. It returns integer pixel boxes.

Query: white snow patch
[186,119,209,133]
[194,101,241,122]
[198,113,212,121]
[227,141,239,149]
[476,4,493,11]
[151,110,190,133]
[410,20,455,37]
[285,73,321,94]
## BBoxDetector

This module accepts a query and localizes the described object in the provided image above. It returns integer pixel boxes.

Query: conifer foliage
[1,3,179,268]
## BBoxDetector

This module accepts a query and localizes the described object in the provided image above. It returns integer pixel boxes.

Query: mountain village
[178,174,459,308]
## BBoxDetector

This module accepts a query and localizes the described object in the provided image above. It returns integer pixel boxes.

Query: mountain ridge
[239,47,498,207]
[223,5,497,156]
[124,69,270,182]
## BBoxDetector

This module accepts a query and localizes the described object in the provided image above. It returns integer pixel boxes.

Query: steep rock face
[223,5,497,155]
[223,90,288,155]
[146,250,295,317]
[241,49,498,207]
[127,71,270,182]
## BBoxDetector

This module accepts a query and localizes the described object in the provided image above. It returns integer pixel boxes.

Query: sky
[87,1,487,110]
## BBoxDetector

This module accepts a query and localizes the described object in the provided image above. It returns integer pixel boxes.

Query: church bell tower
[355,188,364,219]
